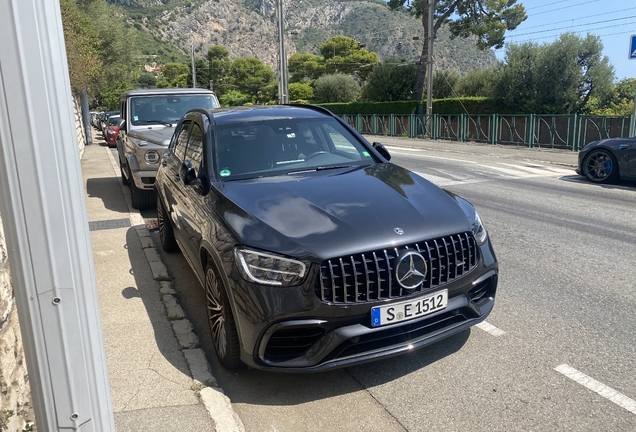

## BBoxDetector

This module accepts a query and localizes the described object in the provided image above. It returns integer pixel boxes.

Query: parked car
[117,88,219,209]
[104,115,120,148]
[155,105,499,372]
[101,111,119,137]
[576,137,636,184]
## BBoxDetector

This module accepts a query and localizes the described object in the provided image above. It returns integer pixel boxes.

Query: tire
[128,167,155,210]
[157,194,178,252]
[583,149,619,184]
[204,261,242,370]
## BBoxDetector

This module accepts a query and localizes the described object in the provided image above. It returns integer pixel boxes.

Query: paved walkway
[81,135,243,431]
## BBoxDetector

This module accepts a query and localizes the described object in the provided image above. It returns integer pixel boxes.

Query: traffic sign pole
[0,0,115,430]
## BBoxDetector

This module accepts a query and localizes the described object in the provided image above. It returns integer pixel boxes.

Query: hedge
[315,97,508,115]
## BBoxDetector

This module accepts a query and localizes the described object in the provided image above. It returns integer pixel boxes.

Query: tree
[314,74,361,103]
[162,63,190,82]
[208,45,231,95]
[432,70,460,99]
[229,57,275,101]
[319,36,379,81]
[136,72,157,88]
[456,68,499,97]
[60,0,102,94]
[288,82,314,101]
[387,0,527,101]
[219,90,252,107]
[288,53,326,83]
[362,61,417,102]
[494,33,615,114]
[189,58,210,89]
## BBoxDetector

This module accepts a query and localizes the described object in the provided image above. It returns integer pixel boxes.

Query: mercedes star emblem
[394,227,404,235]
[395,251,427,289]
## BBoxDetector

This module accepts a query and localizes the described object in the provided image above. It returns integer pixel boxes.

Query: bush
[313,74,361,103]
[316,97,505,115]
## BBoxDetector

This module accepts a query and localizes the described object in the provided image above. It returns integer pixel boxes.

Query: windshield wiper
[144,120,173,127]
[287,165,352,175]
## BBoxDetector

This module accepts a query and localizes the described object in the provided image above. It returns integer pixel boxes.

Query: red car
[105,115,120,148]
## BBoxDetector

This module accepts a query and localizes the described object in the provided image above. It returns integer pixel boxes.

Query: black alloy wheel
[204,261,241,370]
[156,195,178,252]
[583,149,619,184]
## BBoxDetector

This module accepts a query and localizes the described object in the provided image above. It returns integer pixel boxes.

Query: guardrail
[341,113,633,151]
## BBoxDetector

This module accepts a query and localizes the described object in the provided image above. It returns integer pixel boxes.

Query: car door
[629,140,636,177]
[162,119,192,248]
[176,117,207,276]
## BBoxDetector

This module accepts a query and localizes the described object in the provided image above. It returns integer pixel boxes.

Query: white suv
[117,88,219,209]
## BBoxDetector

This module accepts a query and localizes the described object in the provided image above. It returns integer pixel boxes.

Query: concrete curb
[106,148,245,432]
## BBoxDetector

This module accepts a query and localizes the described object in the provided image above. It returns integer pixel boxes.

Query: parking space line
[555,364,636,416]
[475,321,506,336]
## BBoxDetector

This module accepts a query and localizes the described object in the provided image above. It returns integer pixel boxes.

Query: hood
[128,127,175,146]
[218,164,474,261]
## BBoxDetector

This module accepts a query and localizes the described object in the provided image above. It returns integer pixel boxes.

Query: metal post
[630,88,636,137]
[276,0,289,104]
[81,88,92,146]
[0,1,115,430]
[191,37,197,88]
[426,0,434,117]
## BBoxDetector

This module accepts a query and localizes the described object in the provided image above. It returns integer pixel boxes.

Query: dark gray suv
[155,105,498,371]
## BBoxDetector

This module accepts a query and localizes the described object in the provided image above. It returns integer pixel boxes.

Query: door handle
[161,159,167,166]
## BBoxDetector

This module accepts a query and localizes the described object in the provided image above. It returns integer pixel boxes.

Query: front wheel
[583,149,619,184]
[204,261,242,370]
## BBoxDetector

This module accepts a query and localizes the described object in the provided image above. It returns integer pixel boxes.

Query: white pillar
[0,1,115,430]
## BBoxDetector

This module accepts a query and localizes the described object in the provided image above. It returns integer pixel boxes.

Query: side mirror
[372,142,391,161]
[118,119,127,133]
[180,161,209,196]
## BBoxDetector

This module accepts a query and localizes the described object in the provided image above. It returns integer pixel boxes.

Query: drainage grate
[88,218,131,232]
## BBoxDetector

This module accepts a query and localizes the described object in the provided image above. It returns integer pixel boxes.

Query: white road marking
[499,162,574,175]
[475,321,506,337]
[554,364,636,416]
[388,149,480,164]
[414,172,486,187]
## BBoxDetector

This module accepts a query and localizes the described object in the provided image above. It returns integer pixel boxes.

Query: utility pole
[191,37,197,88]
[276,0,289,104]
[426,0,435,118]
[0,0,115,430]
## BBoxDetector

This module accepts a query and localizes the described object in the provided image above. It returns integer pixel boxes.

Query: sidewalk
[81,136,244,431]
[364,135,580,168]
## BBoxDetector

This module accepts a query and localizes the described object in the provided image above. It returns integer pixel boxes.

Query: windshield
[215,118,376,180]
[129,95,219,126]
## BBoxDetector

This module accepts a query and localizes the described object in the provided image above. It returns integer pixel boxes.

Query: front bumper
[226,240,498,372]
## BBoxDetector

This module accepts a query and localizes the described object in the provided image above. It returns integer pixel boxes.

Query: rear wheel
[157,194,178,252]
[204,261,242,370]
[583,149,619,184]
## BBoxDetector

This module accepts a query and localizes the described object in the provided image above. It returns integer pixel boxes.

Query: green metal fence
[341,113,633,151]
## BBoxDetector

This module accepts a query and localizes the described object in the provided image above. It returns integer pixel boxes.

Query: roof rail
[285,103,337,118]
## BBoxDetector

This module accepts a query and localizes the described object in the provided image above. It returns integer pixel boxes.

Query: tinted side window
[185,123,203,175]
[173,121,192,162]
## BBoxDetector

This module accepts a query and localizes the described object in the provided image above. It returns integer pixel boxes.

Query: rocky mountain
[110,0,497,73]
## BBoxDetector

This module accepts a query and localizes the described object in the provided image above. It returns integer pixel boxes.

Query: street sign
[630,34,636,60]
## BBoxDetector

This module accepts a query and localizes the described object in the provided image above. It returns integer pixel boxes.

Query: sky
[495,0,636,81]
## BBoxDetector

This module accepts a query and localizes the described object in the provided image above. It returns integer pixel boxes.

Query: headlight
[235,248,306,286]
[144,150,160,164]
[472,210,488,245]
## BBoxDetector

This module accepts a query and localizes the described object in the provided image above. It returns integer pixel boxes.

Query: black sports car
[155,105,498,372]
[576,137,636,183]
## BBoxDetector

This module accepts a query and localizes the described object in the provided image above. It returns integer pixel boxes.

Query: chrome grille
[315,232,478,304]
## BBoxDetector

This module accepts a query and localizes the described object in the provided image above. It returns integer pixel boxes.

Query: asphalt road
[139,144,636,432]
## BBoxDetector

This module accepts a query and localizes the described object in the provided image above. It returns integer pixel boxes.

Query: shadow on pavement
[121,226,192,377]
[86,177,131,214]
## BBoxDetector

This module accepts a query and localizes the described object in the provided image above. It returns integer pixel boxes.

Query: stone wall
[0,216,34,431]
[0,95,85,431]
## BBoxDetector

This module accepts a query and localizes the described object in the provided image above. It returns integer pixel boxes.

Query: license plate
[371,290,448,327]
